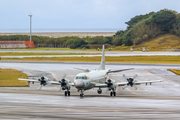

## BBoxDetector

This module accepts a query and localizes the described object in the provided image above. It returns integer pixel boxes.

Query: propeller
[37,72,47,90]
[105,79,113,91]
[123,74,137,90]
[59,74,67,90]
[105,79,113,87]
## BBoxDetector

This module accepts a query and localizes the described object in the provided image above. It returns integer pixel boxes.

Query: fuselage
[74,69,109,90]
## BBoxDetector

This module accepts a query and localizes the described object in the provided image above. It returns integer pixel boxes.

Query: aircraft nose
[74,80,84,89]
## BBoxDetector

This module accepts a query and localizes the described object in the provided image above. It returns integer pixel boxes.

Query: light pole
[28,14,32,41]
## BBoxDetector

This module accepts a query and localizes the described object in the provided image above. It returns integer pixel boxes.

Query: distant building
[0,41,35,48]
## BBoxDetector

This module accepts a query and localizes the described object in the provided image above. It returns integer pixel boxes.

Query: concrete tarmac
[0,61,180,119]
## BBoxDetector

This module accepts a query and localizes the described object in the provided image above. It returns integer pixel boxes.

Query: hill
[113,9,180,47]
[114,34,180,51]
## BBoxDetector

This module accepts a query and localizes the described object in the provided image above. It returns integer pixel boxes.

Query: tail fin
[98,45,105,70]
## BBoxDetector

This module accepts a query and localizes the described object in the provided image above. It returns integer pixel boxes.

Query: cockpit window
[76,76,87,80]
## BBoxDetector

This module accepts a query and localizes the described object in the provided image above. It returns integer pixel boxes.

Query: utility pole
[28,14,32,41]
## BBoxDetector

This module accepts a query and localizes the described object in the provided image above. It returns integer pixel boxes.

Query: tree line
[0,35,113,49]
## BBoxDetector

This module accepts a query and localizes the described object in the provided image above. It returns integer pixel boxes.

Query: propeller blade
[106,87,110,92]
[63,74,66,79]
[42,72,45,77]
[133,84,137,90]
[132,74,137,80]
[38,85,43,90]
[123,84,128,89]
[123,74,128,80]
[59,86,62,91]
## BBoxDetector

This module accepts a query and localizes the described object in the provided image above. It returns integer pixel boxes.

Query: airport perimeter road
[0,61,180,119]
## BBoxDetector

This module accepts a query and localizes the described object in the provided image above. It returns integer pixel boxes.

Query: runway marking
[48,72,58,80]
[121,86,137,95]
[142,69,180,85]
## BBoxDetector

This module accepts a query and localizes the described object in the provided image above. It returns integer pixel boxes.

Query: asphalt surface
[0,61,180,119]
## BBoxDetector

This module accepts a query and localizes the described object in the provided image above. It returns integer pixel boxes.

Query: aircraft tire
[80,94,84,97]
[110,92,113,96]
[97,90,102,94]
[65,91,67,96]
[114,92,116,96]
[68,91,70,96]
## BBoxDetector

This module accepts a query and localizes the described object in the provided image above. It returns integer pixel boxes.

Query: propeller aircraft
[18,45,162,97]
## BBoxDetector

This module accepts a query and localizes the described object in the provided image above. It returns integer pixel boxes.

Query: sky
[0,0,180,33]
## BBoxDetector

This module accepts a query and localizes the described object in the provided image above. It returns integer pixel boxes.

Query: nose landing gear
[79,90,84,97]
[97,88,102,94]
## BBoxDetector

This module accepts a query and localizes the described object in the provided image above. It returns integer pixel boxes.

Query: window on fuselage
[76,76,87,80]
[76,76,82,79]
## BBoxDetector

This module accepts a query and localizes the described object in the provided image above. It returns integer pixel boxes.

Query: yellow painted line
[48,72,58,80]
[121,86,137,95]
[142,68,180,85]
[126,88,138,95]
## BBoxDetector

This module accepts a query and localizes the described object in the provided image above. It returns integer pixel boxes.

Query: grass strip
[0,52,99,56]
[2,56,180,64]
[0,48,102,51]
[0,68,29,87]
[167,69,180,75]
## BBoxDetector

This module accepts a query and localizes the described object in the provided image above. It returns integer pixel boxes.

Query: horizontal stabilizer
[107,68,134,73]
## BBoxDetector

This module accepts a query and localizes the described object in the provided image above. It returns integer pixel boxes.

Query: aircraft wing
[93,80,162,87]
[116,82,128,86]
[107,68,134,73]
[18,78,39,82]
[50,81,61,85]
[94,83,107,87]
[73,67,90,72]
[134,80,163,84]
[117,80,163,86]
[50,81,75,86]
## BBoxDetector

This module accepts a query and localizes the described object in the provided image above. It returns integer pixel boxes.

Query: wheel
[97,89,102,94]
[68,91,70,96]
[110,92,113,96]
[113,92,116,96]
[80,94,84,97]
[65,91,67,96]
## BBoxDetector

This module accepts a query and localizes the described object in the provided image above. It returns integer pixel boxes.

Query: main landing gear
[110,88,116,97]
[110,91,116,96]
[64,91,70,96]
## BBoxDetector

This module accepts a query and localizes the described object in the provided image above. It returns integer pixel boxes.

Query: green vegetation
[0,68,29,87]
[0,52,100,56]
[0,35,112,49]
[113,9,180,46]
[167,69,180,75]
[114,34,180,51]
[2,56,180,64]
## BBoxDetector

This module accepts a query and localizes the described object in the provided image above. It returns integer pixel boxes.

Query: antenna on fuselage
[97,45,105,70]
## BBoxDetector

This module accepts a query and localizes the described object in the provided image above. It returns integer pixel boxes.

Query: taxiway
[0,61,180,119]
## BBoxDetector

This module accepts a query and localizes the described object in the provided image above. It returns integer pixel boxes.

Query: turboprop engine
[105,79,116,91]
[123,74,138,90]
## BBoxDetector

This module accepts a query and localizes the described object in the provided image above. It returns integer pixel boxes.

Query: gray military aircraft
[19,45,162,97]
